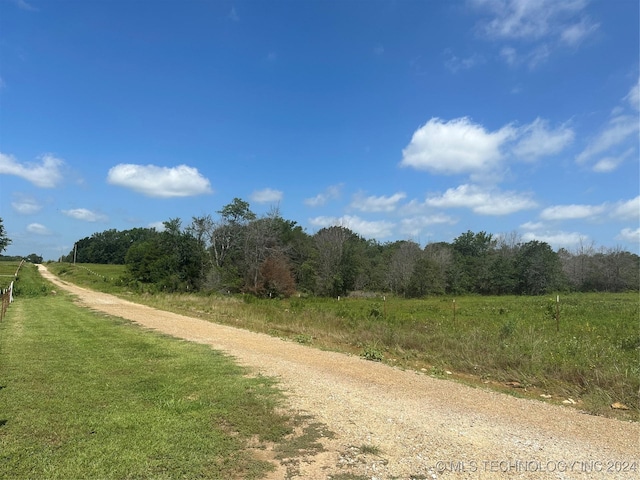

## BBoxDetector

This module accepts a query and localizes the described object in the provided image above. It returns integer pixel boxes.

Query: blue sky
[1,0,638,260]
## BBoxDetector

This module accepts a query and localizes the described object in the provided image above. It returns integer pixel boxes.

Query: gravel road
[37,265,639,479]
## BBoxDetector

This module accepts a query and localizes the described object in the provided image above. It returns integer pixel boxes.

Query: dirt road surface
[36,265,639,479]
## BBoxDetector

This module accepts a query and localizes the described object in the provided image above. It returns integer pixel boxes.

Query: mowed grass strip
[0,267,291,479]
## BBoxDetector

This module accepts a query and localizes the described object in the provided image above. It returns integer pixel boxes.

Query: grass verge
[0,265,294,479]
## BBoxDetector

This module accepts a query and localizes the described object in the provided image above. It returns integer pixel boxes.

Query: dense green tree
[451,231,495,293]
[124,219,206,292]
[65,227,156,264]
[406,256,445,297]
[515,240,564,295]
[25,253,43,263]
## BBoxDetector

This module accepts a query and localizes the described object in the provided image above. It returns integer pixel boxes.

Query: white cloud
[401,116,571,176]
[611,196,640,221]
[592,148,635,173]
[309,215,395,239]
[350,192,406,212]
[626,79,640,111]
[540,204,606,221]
[616,228,640,244]
[521,230,585,248]
[471,0,598,67]
[148,221,166,231]
[443,49,485,72]
[0,153,64,188]
[11,194,42,214]
[400,117,515,175]
[228,7,239,21]
[560,17,599,47]
[304,184,343,207]
[251,188,283,204]
[512,118,574,160]
[27,223,51,235]
[473,0,596,42]
[425,184,537,215]
[576,115,639,165]
[400,214,457,237]
[107,164,212,198]
[62,208,108,222]
[500,44,552,70]
[520,221,545,230]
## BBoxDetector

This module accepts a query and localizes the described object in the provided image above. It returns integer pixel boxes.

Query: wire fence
[0,260,24,321]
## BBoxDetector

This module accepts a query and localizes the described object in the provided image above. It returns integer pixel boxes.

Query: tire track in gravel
[37,265,639,479]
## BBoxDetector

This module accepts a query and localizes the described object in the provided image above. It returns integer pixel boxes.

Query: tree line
[58,199,639,297]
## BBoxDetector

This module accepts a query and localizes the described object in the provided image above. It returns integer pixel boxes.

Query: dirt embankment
[37,265,639,479]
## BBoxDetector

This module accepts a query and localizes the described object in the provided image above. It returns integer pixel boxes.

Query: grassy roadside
[0,264,295,479]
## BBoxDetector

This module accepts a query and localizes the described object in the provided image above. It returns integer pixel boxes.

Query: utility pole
[73,243,77,264]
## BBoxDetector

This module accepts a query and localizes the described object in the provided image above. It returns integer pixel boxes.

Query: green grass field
[0,264,299,479]
[0,260,21,290]
[46,262,640,419]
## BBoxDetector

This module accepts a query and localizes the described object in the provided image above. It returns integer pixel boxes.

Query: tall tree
[313,225,351,296]
[515,240,564,295]
[451,231,495,294]
[0,218,12,253]
[385,240,422,295]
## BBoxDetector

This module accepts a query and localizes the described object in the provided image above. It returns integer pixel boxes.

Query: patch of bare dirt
[37,265,639,479]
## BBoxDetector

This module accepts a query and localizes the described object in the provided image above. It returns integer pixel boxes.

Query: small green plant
[369,303,383,318]
[294,333,313,345]
[359,444,382,455]
[361,343,384,362]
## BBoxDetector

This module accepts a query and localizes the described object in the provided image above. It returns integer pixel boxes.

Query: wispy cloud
[611,196,640,221]
[472,0,597,42]
[540,204,606,221]
[62,208,108,223]
[107,164,213,198]
[309,215,395,239]
[443,49,485,72]
[11,0,38,12]
[471,0,598,67]
[626,79,640,111]
[304,184,343,207]
[11,194,42,214]
[521,230,585,249]
[617,227,640,244]
[27,223,51,235]
[575,79,640,172]
[228,6,239,21]
[251,188,283,204]
[576,115,639,167]
[539,196,639,223]
[512,118,574,160]
[350,192,406,213]
[0,153,65,188]
[400,214,457,237]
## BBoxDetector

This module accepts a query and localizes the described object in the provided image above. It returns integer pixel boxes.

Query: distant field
[46,262,640,419]
[0,260,22,289]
